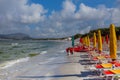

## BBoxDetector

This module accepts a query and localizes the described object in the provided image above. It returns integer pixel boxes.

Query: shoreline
[0,51,84,80]
[0,57,29,69]
[1,51,120,80]
[0,39,120,80]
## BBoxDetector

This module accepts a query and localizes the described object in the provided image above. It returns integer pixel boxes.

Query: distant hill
[0,33,32,40]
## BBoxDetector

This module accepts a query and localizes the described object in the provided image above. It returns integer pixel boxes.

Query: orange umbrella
[98,30,102,53]
[109,24,117,61]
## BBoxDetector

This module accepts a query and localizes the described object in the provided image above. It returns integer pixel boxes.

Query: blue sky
[29,0,115,15]
[74,0,115,8]
[29,0,63,12]
[0,0,120,38]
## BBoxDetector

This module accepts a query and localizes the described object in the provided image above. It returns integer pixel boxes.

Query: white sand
[51,53,84,80]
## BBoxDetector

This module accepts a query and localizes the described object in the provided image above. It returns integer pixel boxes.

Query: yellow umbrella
[87,35,90,47]
[82,37,85,45]
[109,24,117,61]
[93,32,96,48]
[85,37,87,46]
[98,30,102,53]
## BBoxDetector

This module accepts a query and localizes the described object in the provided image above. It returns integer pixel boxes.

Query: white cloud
[48,28,55,33]
[46,0,113,37]
[75,3,110,22]
[56,22,62,27]
[0,0,46,35]
[1,0,120,38]
[111,8,120,25]
[61,0,76,18]
[20,3,47,23]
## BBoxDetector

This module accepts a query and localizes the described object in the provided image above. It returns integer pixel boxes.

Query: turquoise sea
[0,40,71,68]
[0,40,73,80]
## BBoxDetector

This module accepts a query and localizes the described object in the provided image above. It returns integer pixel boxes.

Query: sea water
[0,40,71,80]
[0,40,71,67]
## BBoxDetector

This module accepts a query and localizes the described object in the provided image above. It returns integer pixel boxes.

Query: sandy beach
[0,40,120,80]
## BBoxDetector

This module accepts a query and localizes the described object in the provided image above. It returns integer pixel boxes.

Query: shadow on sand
[80,55,89,58]
[39,61,79,65]
[80,71,102,80]
[17,74,81,79]
[18,71,99,79]
[79,59,95,65]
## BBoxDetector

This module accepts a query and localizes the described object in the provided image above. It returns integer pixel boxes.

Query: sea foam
[0,57,29,69]
[40,51,47,54]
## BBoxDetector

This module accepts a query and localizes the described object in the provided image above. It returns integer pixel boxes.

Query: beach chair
[102,70,115,80]
[102,69,120,80]
[94,61,120,77]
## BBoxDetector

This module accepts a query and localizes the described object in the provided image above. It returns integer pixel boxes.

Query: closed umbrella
[83,37,85,45]
[87,36,90,47]
[84,37,87,46]
[93,32,96,48]
[109,24,117,61]
[98,30,102,53]
[72,36,74,47]
[102,36,104,44]
[79,38,83,44]
[106,35,109,44]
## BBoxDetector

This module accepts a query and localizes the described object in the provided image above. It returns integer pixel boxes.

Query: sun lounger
[66,46,89,55]
[103,69,120,80]
[102,70,114,80]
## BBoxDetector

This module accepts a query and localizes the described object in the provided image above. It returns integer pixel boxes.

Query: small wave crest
[11,43,19,46]
[40,51,47,54]
[0,57,29,69]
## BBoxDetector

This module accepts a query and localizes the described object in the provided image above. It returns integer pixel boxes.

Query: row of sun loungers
[86,49,120,80]
[65,45,120,79]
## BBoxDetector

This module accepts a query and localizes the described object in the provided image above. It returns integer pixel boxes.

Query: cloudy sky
[0,0,120,38]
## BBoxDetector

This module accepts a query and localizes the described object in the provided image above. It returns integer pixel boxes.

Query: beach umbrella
[83,37,86,46]
[87,36,90,47]
[90,37,93,42]
[79,38,83,44]
[93,32,96,48]
[102,36,104,44]
[98,30,102,53]
[82,37,84,44]
[109,24,117,61]
[85,37,88,46]
[105,35,109,44]
[71,36,74,47]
